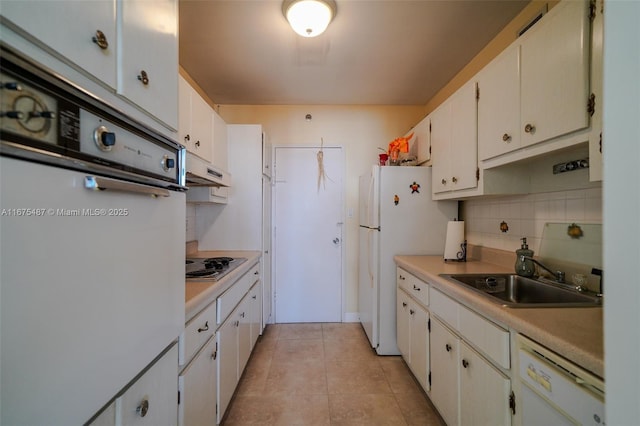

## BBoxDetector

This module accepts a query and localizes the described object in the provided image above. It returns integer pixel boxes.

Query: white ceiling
[179,0,530,106]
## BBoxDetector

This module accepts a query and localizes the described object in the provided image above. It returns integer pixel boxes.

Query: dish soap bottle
[515,237,535,277]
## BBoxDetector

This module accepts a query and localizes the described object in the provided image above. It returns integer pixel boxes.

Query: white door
[274,146,343,323]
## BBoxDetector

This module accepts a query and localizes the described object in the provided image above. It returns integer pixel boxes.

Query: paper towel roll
[444,221,465,261]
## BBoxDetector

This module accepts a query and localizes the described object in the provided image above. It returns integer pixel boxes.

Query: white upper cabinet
[519,0,590,147]
[2,0,178,132]
[118,0,178,131]
[178,76,193,150]
[431,80,478,197]
[477,44,521,161]
[178,75,213,164]
[1,0,117,89]
[413,115,431,165]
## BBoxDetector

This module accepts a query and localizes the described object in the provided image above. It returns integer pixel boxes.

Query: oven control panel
[0,71,60,146]
[0,45,184,188]
[79,110,177,181]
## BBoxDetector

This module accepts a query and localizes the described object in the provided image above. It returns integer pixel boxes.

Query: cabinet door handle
[412,284,421,291]
[441,178,447,185]
[445,344,452,352]
[137,70,149,85]
[399,275,405,280]
[195,140,201,147]
[402,302,407,307]
[451,176,458,183]
[252,295,257,299]
[462,359,469,368]
[254,271,259,275]
[524,123,535,134]
[197,321,209,333]
[92,30,109,50]
[502,133,511,142]
[136,399,149,417]
[409,309,415,315]
[184,134,190,142]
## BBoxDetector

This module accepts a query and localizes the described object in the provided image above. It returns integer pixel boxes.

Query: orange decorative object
[387,132,413,155]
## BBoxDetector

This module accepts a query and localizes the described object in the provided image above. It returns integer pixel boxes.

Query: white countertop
[184,250,261,322]
[395,255,604,379]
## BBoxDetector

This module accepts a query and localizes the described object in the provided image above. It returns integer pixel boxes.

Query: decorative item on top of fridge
[380,132,418,166]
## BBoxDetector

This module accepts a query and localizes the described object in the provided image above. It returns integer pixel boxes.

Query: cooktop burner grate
[185,257,247,281]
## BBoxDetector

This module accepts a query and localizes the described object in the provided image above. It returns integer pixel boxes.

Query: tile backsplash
[461,187,603,254]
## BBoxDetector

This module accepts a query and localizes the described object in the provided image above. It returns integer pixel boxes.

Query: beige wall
[218,104,425,316]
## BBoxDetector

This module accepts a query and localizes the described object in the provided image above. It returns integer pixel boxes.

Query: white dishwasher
[518,335,605,426]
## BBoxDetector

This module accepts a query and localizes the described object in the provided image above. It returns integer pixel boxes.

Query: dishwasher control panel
[518,335,605,426]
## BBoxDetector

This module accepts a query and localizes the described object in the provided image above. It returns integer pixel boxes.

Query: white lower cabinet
[396,289,431,392]
[179,335,217,426]
[117,344,179,426]
[430,287,513,426]
[237,293,253,378]
[397,266,514,426]
[217,305,240,424]
[396,269,430,392]
[430,318,460,426]
[179,261,262,425]
[217,278,262,424]
[459,341,512,426]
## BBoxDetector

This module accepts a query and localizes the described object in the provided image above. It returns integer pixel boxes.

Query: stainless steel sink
[440,273,602,308]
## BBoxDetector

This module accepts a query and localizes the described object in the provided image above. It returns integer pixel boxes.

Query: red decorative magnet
[394,194,399,205]
[410,181,420,193]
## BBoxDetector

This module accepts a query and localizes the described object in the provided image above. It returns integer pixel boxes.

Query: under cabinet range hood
[185,152,232,187]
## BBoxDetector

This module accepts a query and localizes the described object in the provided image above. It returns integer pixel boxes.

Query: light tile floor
[222,323,445,425]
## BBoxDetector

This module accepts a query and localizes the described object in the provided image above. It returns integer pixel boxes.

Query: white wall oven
[0,45,186,425]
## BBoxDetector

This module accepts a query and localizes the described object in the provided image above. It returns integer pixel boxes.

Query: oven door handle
[84,176,170,197]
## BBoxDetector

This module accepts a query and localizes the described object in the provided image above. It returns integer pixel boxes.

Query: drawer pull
[197,321,209,333]
[412,284,421,291]
[445,344,452,352]
[136,399,149,417]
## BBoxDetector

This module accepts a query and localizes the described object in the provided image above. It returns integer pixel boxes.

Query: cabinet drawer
[459,305,510,369]
[217,263,260,324]
[430,288,459,331]
[397,268,429,306]
[180,302,217,366]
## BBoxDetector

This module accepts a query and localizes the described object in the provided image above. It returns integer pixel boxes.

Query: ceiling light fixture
[283,0,337,38]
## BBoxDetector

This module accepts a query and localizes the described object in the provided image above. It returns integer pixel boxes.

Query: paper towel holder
[445,240,467,263]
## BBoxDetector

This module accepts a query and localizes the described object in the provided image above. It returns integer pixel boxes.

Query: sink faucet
[519,256,566,283]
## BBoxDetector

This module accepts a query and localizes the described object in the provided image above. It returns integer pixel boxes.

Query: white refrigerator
[358,165,458,355]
